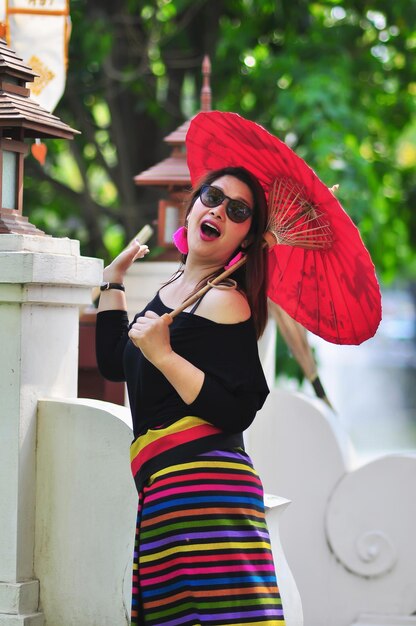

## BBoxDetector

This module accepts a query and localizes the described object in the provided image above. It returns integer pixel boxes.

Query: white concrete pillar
[0,234,102,624]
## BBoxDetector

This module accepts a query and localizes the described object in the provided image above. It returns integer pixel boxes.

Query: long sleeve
[171,313,269,433]
[188,372,266,433]
[95,310,130,382]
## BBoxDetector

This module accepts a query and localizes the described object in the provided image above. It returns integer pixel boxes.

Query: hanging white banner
[6,0,70,112]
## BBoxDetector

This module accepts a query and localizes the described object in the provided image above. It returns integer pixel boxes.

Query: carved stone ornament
[325,455,416,578]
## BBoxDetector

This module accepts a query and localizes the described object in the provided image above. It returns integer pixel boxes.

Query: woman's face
[186,175,254,265]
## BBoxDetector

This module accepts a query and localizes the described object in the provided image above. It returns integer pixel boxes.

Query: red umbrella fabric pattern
[185,110,382,345]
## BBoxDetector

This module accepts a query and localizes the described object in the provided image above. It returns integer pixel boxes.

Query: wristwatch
[99,282,125,292]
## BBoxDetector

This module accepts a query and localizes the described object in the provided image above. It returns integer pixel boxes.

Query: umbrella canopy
[185,110,382,345]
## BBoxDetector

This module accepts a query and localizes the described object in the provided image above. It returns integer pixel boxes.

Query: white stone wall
[35,398,136,626]
[246,388,416,626]
[0,234,102,625]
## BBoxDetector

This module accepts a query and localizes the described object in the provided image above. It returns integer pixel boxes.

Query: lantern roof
[0,37,37,83]
[134,55,211,188]
[133,147,190,187]
[162,118,191,147]
[0,92,78,139]
[0,38,78,140]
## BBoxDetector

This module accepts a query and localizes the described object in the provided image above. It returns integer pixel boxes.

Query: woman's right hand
[103,240,149,283]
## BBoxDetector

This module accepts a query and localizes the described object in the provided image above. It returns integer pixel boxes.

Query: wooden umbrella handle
[169,254,248,318]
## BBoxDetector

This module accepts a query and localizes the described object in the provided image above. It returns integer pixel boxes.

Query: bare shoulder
[196,286,251,324]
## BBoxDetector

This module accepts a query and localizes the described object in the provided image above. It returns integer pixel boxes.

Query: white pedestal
[0,234,102,623]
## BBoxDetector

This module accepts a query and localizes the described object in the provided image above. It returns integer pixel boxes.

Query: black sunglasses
[199,185,253,223]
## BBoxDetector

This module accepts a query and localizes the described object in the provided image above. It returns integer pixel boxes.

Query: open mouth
[200,221,220,239]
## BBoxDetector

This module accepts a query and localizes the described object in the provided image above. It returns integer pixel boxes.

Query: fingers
[124,239,148,263]
[144,310,159,319]
[144,311,172,325]
[128,310,172,365]
[131,239,149,262]
[103,240,149,282]
[130,311,160,331]
[129,311,171,336]
[121,239,149,261]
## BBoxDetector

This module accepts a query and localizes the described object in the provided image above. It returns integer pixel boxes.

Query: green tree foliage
[24,0,416,282]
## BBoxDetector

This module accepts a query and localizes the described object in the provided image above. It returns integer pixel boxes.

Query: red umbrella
[184,110,381,345]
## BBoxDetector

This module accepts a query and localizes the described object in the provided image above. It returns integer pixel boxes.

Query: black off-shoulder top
[96,291,269,438]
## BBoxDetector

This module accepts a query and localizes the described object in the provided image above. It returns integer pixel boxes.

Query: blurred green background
[24,0,416,286]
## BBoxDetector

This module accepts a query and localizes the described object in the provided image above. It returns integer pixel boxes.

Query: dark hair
[182,166,269,338]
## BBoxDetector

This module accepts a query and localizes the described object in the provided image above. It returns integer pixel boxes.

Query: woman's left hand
[128,311,173,368]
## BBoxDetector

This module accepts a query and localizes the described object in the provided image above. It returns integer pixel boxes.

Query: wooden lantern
[0,38,78,235]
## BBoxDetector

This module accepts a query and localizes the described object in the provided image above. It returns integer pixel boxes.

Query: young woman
[96,166,286,625]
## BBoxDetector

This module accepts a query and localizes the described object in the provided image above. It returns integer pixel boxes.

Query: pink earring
[172,226,189,254]
[224,251,244,270]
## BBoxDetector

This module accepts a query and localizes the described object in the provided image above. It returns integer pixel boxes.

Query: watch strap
[100,282,125,292]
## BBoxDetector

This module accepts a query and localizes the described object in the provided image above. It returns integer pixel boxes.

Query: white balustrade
[246,388,416,626]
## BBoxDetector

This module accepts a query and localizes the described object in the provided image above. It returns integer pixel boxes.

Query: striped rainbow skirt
[131,447,286,625]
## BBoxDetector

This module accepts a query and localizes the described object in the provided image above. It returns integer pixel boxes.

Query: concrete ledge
[0,283,97,306]
[0,234,80,255]
[0,613,44,626]
[0,581,40,615]
[0,252,102,287]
